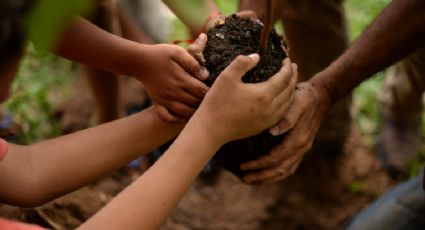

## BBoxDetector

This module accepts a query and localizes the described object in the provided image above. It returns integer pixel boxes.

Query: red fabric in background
[0,138,7,161]
[0,218,46,230]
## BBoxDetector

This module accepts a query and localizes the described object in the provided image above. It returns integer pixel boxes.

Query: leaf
[25,0,94,51]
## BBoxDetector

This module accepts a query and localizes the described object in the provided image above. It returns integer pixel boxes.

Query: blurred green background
[5,0,424,176]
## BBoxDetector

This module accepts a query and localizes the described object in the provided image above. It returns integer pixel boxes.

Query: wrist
[309,73,333,107]
[186,111,227,147]
[131,44,151,80]
[308,77,332,112]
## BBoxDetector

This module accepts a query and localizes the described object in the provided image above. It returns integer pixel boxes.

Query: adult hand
[138,43,210,123]
[241,81,331,184]
[195,56,297,145]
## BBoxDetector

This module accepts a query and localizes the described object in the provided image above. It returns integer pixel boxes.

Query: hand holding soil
[201,15,297,178]
[241,82,332,184]
[197,56,297,145]
[137,44,210,123]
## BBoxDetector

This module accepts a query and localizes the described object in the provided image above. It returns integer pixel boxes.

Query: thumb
[173,47,210,81]
[188,33,208,63]
[219,54,260,81]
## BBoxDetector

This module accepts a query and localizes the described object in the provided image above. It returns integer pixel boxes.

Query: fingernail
[269,126,280,136]
[248,53,260,62]
[199,67,209,80]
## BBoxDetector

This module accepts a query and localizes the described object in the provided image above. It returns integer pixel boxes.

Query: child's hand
[138,44,210,123]
[194,55,297,145]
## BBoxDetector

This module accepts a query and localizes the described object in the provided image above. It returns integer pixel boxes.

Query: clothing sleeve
[0,138,7,161]
[0,218,47,230]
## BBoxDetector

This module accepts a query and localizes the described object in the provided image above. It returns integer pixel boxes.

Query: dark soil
[202,15,287,178]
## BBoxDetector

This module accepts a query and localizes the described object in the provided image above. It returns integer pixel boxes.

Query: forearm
[0,107,183,206]
[54,16,147,77]
[310,0,425,103]
[79,115,223,230]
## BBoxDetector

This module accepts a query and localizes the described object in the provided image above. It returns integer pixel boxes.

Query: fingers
[262,157,303,184]
[219,54,260,81]
[240,138,290,171]
[269,88,309,136]
[160,99,196,120]
[260,58,296,96]
[269,64,298,121]
[176,68,210,99]
[272,92,295,123]
[242,153,302,184]
[155,105,184,123]
[242,155,303,184]
[188,33,208,65]
[170,89,202,107]
[173,43,209,81]
[236,10,258,20]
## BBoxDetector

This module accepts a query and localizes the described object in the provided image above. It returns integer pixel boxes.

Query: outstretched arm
[79,54,298,230]
[0,107,182,207]
[311,0,425,102]
[241,0,425,184]
[54,16,209,121]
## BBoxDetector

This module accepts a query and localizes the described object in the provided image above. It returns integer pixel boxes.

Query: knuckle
[304,140,314,152]
[297,137,310,148]
[265,157,278,166]
[234,55,250,65]
[257,94,271,104]
[174,106,193,118]
[171,46,185,57]
[187,44,195,53]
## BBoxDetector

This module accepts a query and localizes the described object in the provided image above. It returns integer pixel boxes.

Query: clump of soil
[202,15,287,178]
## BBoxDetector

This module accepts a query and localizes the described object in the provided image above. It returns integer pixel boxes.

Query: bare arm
[54,16,209,121]
[0,107,182,207]
[78,54,298,230]
[241,0,425,183]
[54,16,158,78]
[311,0,425,102]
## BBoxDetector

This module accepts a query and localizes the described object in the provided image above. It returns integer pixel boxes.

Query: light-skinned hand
[194,55,297,145]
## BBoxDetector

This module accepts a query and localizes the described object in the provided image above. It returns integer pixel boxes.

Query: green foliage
[347,0,390,139]
[405,150,425,179]
[346,0,391,40]
[347,181,365,193]
[215,0,237,15]
[351,74,385,145]
[25,0,94,51]
[5,45,75,144]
